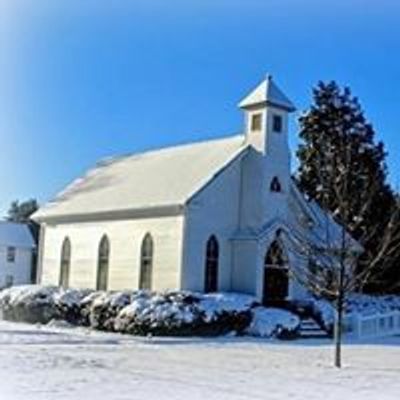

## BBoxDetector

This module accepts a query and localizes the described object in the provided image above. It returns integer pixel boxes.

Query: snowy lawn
[0,320,399,400]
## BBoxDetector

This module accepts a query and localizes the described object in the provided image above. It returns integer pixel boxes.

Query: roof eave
[34,204,185,225]
[239,100,296,112]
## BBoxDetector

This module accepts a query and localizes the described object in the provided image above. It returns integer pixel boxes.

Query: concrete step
[299,318,329,339]
[300,326,324,332]
[300,320,321,329]
[300,332,330,339]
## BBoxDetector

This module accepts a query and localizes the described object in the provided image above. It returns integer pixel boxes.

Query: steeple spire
[238,75,295,112]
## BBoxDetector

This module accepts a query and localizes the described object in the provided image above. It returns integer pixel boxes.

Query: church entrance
[263,240,289,306]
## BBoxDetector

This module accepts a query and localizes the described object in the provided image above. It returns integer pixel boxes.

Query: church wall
[181,156,242,292]
[40,215,184,291]
[231,240,259,295]
[237,150,263,231]
[262,107,291,222]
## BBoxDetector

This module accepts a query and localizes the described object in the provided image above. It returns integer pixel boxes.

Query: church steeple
[238,75,295,154]
[239,74,295,111]
[237,76,296,225]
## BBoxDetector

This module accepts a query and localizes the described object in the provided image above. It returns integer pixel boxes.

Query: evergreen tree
[6,199,40,244]
[7,199,38,223]
[296,81,399,293]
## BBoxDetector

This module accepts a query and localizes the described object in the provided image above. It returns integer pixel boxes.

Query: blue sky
[1,0,400,215]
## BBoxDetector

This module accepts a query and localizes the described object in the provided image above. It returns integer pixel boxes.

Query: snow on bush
[0,285,301,339]
[114,291,254,336]
[246,307,300,339]
[114,291,200,335]
[345,294,400,316]
[309,299,335,332]
[54,288,94,325]
[199,292,256,322]
[88,291,133,330]
[0,285,60,324]
[300,294,400,335]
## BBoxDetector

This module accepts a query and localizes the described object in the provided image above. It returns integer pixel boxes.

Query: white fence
[349,311,400,339]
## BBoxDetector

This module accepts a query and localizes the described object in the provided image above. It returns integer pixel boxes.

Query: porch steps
[299,318,329,339]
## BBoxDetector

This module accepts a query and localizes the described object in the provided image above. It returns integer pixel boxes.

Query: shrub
[0,285,301,339]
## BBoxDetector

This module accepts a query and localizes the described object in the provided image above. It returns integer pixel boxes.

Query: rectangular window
[7,247,16,263]
[250,113,262,131]
[272,115,283,133]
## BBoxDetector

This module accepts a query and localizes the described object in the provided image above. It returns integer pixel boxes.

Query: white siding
[182,156,242,292]
[40,216,184,291]
[0,245,32,288]
[231,240,259,295]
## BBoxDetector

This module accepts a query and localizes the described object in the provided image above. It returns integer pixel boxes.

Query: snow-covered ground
[0,320,399,400]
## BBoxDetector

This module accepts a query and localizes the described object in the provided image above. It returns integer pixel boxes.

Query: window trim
[270,176,282,192]
[6,246,16,263]
[96,235,110,291]
[59,237,71,289]
[204,235,219,293]
[265,239,288,267]
[272,114,283,133]
[250,113,262,132]
[139,233,154,290]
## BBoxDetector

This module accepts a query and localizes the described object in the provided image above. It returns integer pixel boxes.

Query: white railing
[350,311,400,339]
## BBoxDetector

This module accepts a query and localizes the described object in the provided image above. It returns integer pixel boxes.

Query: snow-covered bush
[0,285,61,324]
[0,285,303,339]
[114,291,252,336]
[246,307,300,339]
[87,291,133,330]
[345,294,400,316]
[54,288,94,325]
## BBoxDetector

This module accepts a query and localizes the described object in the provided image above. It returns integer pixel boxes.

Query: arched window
[270,176,282,192]
[204,235,219,293]
[59,237,71,288]
[265,240,287,266]
[97,235,110,291]
[139,233,153,290]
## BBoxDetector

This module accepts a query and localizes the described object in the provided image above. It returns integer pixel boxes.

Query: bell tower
[239,74,295,155]
[238,75,296,223]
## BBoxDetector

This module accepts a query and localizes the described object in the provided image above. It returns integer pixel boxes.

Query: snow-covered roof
[0,222,35,248]
[34,135,248,222]
[239,75,296,112]
[305,200,363,253]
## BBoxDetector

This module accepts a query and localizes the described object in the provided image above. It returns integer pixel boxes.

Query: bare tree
[287,139,400,368]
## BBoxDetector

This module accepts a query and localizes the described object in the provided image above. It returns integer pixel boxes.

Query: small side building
[0,221,36,288]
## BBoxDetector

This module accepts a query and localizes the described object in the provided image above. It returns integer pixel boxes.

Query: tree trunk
[334,223,347,368]
[334,283,344,368]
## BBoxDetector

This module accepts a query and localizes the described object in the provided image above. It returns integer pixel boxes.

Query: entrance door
[262,240,289,305]
[263,266,289,304]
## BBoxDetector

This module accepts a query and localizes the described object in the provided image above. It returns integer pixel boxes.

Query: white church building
[33,76,346,304]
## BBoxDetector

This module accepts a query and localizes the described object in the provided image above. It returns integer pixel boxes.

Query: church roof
[33,135,248,222]
[238,75,296,112]
[0,221,35,248]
